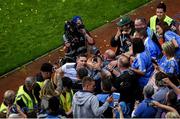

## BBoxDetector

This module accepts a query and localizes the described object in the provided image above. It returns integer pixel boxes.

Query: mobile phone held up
[151,58,158,66]
[112,92,120,107]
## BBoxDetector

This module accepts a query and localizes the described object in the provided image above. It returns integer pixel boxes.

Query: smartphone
[151,58,158,65]
[112,92,120,107]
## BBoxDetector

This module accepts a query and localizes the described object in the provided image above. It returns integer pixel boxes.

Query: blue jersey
[159,56,179,75]
[144,37,161,60]
[164,30,180,60]
[131,50,154,88]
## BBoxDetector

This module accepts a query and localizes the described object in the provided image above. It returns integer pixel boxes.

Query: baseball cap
[117,16,131,27]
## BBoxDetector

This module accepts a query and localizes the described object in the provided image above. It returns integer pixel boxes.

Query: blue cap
[72,16,82,24]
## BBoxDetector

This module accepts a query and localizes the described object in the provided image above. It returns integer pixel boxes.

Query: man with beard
[134,17,162,51]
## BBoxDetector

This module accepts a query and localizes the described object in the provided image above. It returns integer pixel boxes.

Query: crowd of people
[0,2,180,118]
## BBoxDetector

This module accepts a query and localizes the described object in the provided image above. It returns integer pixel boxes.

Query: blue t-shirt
[96,93,113,107]
[144,37,161,60]
[134,98,157,118]
[159,56,179,75]
[164,30,180,59]
[131,50,154,88]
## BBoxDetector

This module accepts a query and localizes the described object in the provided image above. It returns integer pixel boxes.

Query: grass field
[0,0,150,75]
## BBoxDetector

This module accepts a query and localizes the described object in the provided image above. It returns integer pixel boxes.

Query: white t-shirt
[61,63,78,82]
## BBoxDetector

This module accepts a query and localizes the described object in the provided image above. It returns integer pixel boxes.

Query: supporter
[56,54,88,83]
[156,21,180,67]
[113,104,124,119]
[130,38,154,89]
[59,77,73,117]
[87,55,105,94]
[162,77,180,95]
[135,17,162,51]
[36,62,53,82]
[15,76,38,117]
[103,58,120,78]
[96,76,113,118]
[155,41,179,76]
[151,100,179,118]
[46,96,65,118]
[34,62,61,105]
[73,67,89,92]
[111,16,135,56]
[165,111,180,118]
[149,2,176,33]
[134,29,162,60]
[152,71,170,117]
[72,76,113,118]
[39,79,59,114]
[111,54,138,112]
[103,49,116,66]
[132,84,157,118]
[38,80,65,118]
[165,90,180,115]
[153,71,170,104]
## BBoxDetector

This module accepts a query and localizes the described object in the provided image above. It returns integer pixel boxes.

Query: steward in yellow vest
[15,77,38,113]
[60,89,74,112]
[150,15,173,32]
[0,90,27,118]
[59,77,74,116]
[0,90,16,114]
[149,2,175,33]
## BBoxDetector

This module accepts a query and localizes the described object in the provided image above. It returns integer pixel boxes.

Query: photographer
[63,16,95,60]
[111,16,135,56]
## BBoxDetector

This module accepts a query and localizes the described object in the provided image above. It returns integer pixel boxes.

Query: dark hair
[48,96,60,115]
[155,71,168,87]
[40,63,53,73]
[101,76,112,92]
[166,73,179,86]
[77,24,85,30]
[62,77,72,89]
[64,21,75,32]
[167,90,177,106]
[157,21,170,33]
[77,67,88,79]
[137,29,148,38]
[82,76,94,87]
[136,17,147,24]
[132,38,145,54]
[157,2,166,12]
[77,53,87,59]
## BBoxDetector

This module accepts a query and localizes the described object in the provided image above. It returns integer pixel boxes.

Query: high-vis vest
[60,90,73,112]
[15,85,38,111]
[150,15,173,32]
[0,103,7,113]
[37,81,44,89]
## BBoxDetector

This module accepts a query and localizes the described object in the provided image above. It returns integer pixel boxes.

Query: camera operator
[111,16,135,56]
[63,16,95,60]
[63,21,78,60]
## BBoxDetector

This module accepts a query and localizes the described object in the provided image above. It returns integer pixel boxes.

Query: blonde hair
[165,112,180,118]
[40,79,56,98]
[162,41,175,57]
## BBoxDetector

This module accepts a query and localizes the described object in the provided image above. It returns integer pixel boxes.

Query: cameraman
[63,21,79,59]
[63,16,94,59]
[111,16,135,56]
